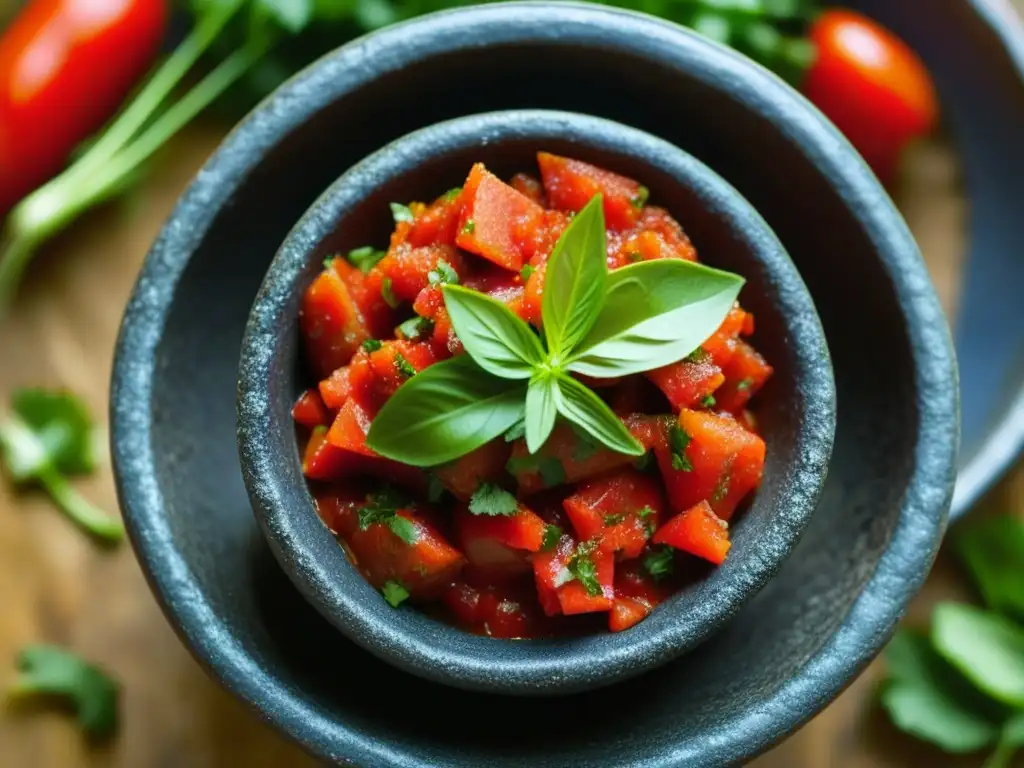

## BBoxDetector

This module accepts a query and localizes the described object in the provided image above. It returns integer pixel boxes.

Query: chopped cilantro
[644,546,674,581]
[468,483,519,516]
[541,524,562,551]
[323,255,336,270]
[397,316,434,341]
[443,187,462,202]
[604,513,626,527]
[358,488,418,545]
[381,581,410,608]
[381,277,399,308]
[462,219,476,234]
[567,541,602,597]
[503,420,526,442]
[520,264,535,282]
[631,185,650,209]
[627,251,643,263]
[686,348,709,364]
[638,505,658,536]
[346,246,386,273]
[427,259,459,286]
[711,460,734,504]
[390,203,415,223]
[669,425,693,472]
[736,377,755,392]
[362,338,383,352]
[701,395,717,408]
[394,352,417,379]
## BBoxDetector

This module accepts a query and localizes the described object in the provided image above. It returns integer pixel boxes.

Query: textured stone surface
[237,110,836,695]
[111,4,958,766]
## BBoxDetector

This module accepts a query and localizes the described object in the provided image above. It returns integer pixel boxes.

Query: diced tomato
[442,581,482,625]
[455,504,547,582]
[323,400,427,492]
[435,440,512,500]
[715,340,773,413]
[331,257,396,339]
[531,536,614,616]
[562,469,665,559]
[654,501,731,565]
[346,505,464,600]
[519,262,545,327]
[406,191,463,248]
[313,490,363,537]
[609,562,665,632]
[463,264,525,306]
[302,426,354,481]
[367,244,465,306]
[655,409,766,521]
[537,152,644,231]
[327,399,377,457]
[300,268,370,379]
[510,173,546,206]
[318,367,352,411]
[531,534,574,616]
[352,340,440,409]
[509,418,661,496]
[608,377,668,416]
[558,546,615,615]
[702,306,749,368]
[456,163,546,272]
[646,357,725,412]
[292,389,332,429]
[442,580,548,638]
[638,207,698,261]
[737,409,759,435]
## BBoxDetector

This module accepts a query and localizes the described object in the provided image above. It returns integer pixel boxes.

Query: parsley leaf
[346,246,386,273]
[397,316,434,341]
[541,524,562,551]
[394,352,417,379]
[390,202,415,223]
[638,505,658,536]
[427,259,459,287]
[381,277,399,308]
[468,483,519,517]
[668,424,693,472]
[520,264,535,282]
[358,488,418,545]
[567,542,603,597]
[0,389,123,543]
[631,185,650,209]
[9,645,119,739]
[604,513,626,527]
[462,219,476,234]
[362,338,383,352]
[644,546,674,581]
[381,580,410,608]
[701,394,717,408]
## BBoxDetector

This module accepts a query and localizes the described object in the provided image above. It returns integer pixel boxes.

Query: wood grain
[0,120,1018,768]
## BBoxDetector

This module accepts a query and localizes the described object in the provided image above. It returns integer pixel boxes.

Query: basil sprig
[366,195,744,466]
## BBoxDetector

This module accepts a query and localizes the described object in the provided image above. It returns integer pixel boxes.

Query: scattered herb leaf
[346,246,386,273]
[567,543,603,597]
[443,187,462,202]
[541,524,562,551]
[462,219,476,234]
[668,424,693,472]
[631,185,650,209]
[644,546,674,580]
[358,488,418,545]
[397,316,434,341]
[381,277,399,309]
[381,580,410,608]
[520,264,535,282]
[394,352,417,379]
[954,516,1024,620]
[362,338,383,352]
[390,203,415,223]
[539,457,566,488]
[427,259,459,287]
[701,395,717,408]
[468,483,519,517]
[604,513,626,527]
[737,377,755,392]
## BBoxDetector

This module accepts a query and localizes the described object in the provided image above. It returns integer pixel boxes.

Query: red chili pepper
[0,0,167,212]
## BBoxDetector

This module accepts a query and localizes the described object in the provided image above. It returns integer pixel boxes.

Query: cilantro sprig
[880,515,1024,766]
[0,390,123,543]
[366,196,743,466]
[358,487,418,545]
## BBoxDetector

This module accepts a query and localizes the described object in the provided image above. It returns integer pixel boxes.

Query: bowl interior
[113,4,956,765]
[238,109,835,695]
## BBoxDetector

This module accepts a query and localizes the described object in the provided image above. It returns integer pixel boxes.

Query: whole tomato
[804,9,938,183]
[0,0,167,212]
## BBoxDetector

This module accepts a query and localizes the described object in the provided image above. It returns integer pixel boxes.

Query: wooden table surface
[0,118,1021,767]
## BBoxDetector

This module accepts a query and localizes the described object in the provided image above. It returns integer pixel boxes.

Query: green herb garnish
[701,395,717,408]
[381,277,399,309]
[631,185,650,209]
[520,264,535,282]
[0,389,123,543]
[365,197,743,467]
[644,546,674,581]
[362,338,383,352]
[358,488,418,545]
[390,203,415,223]
[669,424,693,472]
[604,513,626,527]
[394,352,417,379]
[567,541,603,597]
[462,219,476,234]
[503,420,526,442]
[381,580,410,608]
[443,187,462,202]
[428,259,459,287]
[397,316,434,341]
[541,524,563,552]
[347,246,387,273]
[468,483,519,517]
[736,377,755,392]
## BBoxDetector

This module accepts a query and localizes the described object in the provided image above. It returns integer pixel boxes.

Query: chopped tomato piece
[562,469,665,559]
[442,581,549,638]
[638,207,698,261]
[655,409,766,521]
[435,440,512,500]
[456,163,546,271]
[326,399,377,457]
[323,400,427,491]
[510,173,546,206]
[347,505,464,600]
[609,563,665,631]
[455,504,547,582]
[300,268,370,379]
[406,191,463,247]
[367,244,464,305]
[654,501,731,565]
[462,264,525,305]
[715,340,773,413]
[558,546,615,615]
[292,389,332,429]
[537,151,644,231]
[349,339,439,409]
[519,261,545,327]
[302,426,353,481]
[331,257,396,338]
[646,356,725,412]
[318,367,352,411]
[313,490,363,536]
[531,536,614,616]
[531,534,575,616]
[702,306,749,367]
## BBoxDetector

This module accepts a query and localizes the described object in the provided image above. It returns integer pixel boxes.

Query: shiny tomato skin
[804,10,938,182]
[654,501,732,565]
[0,0,166,211]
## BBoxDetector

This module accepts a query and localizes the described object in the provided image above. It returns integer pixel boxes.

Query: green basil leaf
[554,374,644,456]
[541,196,607,359]
[525,375,558,454]
[365,356,526,466]
[954,516,1024,619]
[442,285,544,379]
[567,259,744,378]
[932,603,1024,707]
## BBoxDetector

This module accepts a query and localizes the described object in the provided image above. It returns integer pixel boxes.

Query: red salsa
[293,153,772,637]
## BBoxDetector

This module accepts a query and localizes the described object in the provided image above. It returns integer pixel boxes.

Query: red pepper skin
[0,0,166,212]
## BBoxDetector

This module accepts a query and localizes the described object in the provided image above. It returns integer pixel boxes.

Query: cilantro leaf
[442,187,462,202]
[397,316,434,342]
[604,513,626,527]
[520,264,535,282]
[567,542,603,597]
[358,488,418,545]
[428,259,459,287]
[346,246,386,273]
[9,645,119,739]
[461,219,476,234]
[390,202,415,223]
[394,352,417,379]
[381,580,410,608]
[0,389,123,543]
[381,277,399,309]
[362,338,382,352]
[668,424,692,472]
[701,395,717,408]
[541,524,562,551]
[736,377,754,392]
[644,546,674,580]
[468,483,519,517]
